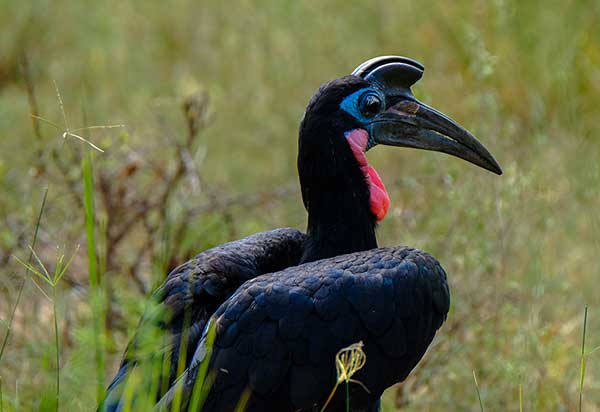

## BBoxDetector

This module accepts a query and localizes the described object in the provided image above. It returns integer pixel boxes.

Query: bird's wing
[156,246,450,412]
[101,228,306,412]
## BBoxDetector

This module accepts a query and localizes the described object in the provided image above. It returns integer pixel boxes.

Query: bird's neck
[300,185,378,263]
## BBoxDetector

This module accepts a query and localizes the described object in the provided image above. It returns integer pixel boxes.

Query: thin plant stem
[53,286,60,412]
[233,388,252,412]
[473,370,485,412]
[83,153,105,405]
[0,375,3,412]
[320,342,367,412]
[53,80,69,133]
[579,305,588,412]
[187,322,218,412]
[0,187,48,363]
[345,381,349,412]
[519,383,523,412]
[172,309,192,412]
[12,245,76,412]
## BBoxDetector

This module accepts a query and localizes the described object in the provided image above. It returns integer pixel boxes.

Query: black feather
[167,247,449,412]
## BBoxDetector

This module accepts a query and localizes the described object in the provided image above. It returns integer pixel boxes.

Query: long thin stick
[0,187,48,362]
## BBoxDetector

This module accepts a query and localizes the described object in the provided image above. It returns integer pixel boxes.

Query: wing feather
[164,246,450,412]
[101,228,305,412]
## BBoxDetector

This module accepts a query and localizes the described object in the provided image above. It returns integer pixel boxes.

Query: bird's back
[157,246,450,412]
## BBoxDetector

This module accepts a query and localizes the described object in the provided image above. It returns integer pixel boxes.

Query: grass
[0,187,48,362]
[187,322,218,412]
[82,151,106,406]
[472,370,485,412]
[580,305,589,412]
[14,245,79,411]
[1,0,600,411]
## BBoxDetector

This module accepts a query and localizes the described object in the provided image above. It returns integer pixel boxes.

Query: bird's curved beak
[370,97,502,175]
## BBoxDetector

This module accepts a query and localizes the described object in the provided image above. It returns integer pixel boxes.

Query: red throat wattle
[345,129,390,222]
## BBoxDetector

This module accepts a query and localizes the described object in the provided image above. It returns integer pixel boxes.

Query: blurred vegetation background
[1,0,600,410]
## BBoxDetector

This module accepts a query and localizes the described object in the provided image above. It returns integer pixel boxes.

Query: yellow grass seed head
[335,341,366,384]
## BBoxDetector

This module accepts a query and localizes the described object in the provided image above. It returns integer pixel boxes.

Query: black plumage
[103,56,501,412]
[156,247,449,412]
[102,229,306,410]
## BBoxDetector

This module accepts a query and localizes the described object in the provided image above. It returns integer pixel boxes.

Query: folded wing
[157,246,450,412]
[101,228,306,412]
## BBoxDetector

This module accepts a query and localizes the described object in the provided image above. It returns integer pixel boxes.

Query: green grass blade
[11,254,51,286]
[83,153,99,288]
[473,370,485,412]
[233,388,251,412]
[188,322,217,412]
[28,246,51,282]
[579,305,588,412]
[519,382,523,412]
[52,286,60,412]
[0,187,48,363]
[55,245,80,284]
[172,309,193,412]
[83,152,105,405]
[29,278,52,302]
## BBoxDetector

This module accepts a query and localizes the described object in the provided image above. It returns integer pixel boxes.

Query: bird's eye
[358,93,382,118]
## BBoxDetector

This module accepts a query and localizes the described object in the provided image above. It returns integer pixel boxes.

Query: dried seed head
[335,341,366,384]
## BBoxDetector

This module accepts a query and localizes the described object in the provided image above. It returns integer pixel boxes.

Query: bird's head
[298,56,502,224]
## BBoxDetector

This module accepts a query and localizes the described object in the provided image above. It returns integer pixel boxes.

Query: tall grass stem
[473,370,485,412]
[52,286,60,412]
[83,153,105,405]
[188,322,218,412]
[579,305,588,412]
[519,383,523,412]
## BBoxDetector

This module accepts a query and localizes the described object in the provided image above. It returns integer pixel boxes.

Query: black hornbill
[102,56,501,412]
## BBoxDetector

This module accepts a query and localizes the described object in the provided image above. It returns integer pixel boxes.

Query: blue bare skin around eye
[339,87,385,124]
[340,88,381,150]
